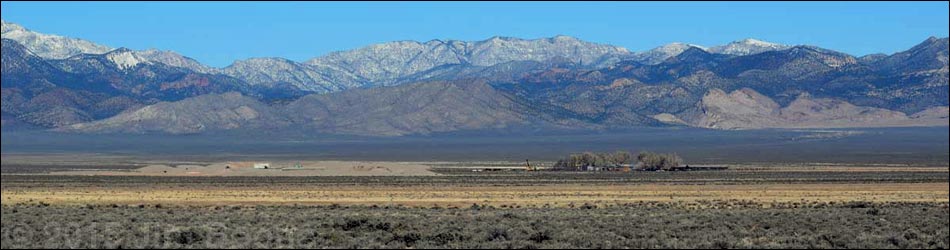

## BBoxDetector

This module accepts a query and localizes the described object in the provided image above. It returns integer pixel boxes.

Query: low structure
[669,165,729,171]
[253,163,271,169]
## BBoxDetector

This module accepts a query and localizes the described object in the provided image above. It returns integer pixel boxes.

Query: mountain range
[2,19,947,136]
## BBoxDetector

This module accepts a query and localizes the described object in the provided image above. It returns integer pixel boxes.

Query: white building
[253,163,271,169]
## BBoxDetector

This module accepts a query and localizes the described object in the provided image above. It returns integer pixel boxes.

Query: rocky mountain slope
[3,19,947,136]
[2,20,216,74]
[707,38,792,56]
[132,49,219,74]
[2,38,252,127]
[305,36,631,83]
[628,43,707,65]
[283,80,591,136]
[1,20,113,59]
[65,80,593,135]
[64,92,285,134]
[519,37,947,114]
[2,39,138,127]
[662,88,947,129]
[49,48,251,101]
[218,36,639,94]
[222,57,364,93]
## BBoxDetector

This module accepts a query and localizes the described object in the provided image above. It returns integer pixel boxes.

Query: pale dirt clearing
[48,161,438,177]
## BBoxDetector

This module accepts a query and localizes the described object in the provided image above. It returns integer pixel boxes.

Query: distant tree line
[552,151,682,171]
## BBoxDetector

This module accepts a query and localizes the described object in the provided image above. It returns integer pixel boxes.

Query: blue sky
[2,1,947,67]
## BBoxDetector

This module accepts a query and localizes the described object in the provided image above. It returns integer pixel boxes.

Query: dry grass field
[3,183,948,208]
[3,163,948,208]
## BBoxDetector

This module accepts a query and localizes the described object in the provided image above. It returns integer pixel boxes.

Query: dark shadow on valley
[2,127,948,165]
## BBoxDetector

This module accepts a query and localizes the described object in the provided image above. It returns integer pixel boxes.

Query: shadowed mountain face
[873,37,949,75]
[50,48,251,100]
[2,19,947,136]
[2,38,252,127]
[2,39,139,127]
[507,40,948,117]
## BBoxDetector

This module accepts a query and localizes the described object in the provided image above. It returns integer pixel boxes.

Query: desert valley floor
[2,128,948,248]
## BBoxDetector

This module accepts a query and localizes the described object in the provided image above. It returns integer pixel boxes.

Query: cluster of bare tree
[552,151,632,171]
[552,151,682,171]
[634,151,683,171]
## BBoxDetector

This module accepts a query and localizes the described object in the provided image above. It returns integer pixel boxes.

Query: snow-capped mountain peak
[132,49,218,74]
[105,48,152,70]
[1,19,26,33]
[1,20,113,59]
[657,42,707,52]
[708,38,791,56]
[306,35,632,82]
[629,42,708,65]
[737,38,776,46]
